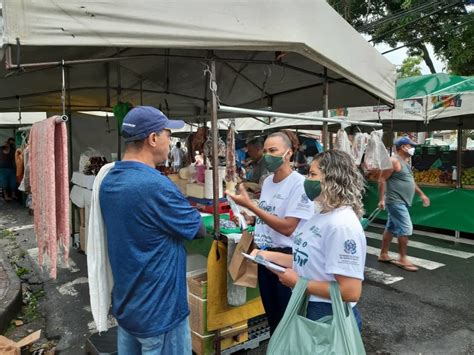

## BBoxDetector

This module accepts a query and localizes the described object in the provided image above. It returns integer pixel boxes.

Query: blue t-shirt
[99,161,201,338]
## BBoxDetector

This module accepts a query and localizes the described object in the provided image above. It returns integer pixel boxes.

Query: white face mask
[406,147,415,156]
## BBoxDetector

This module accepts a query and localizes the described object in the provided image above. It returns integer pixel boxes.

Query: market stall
[0,1,395,353]
[360,74,474,234]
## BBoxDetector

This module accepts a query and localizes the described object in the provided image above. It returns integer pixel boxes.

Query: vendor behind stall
[245,137,268,184]
[99,106,205,354]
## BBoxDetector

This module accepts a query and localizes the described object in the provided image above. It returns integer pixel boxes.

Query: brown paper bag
[228,230,258,287]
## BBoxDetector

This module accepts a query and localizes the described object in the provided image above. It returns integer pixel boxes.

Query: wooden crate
[191,322,249,355]
[187,271,207,299]
[191,331,214,355]
[188,293,210,335]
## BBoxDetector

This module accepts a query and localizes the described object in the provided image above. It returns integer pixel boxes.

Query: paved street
[1,199,473,354]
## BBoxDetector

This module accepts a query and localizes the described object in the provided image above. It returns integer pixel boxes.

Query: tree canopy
[328,0,474,75]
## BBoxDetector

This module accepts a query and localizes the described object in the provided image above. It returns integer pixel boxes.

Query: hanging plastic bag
[335,129,352,157]
[363,131,392,171]
[352,133,368,166]
[267,279,366,355]
[226,235,247,306]
[79,148,104,175]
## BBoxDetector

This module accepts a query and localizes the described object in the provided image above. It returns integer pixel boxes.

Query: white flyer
[227,195,248,230]
[241,252,286,273]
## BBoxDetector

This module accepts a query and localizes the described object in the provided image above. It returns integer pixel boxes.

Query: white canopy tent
[0,112,47,127]
[0,0,396,248]
[0,0,395,116]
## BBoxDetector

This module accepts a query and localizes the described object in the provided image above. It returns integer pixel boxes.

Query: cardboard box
[186,183,205,199]
[0,330,41,355]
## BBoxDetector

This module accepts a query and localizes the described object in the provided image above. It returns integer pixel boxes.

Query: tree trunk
[418,44,437,74]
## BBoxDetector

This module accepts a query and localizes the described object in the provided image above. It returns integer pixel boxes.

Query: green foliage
[24,290,44,322]
[328,0,474,75]
[398,56,423,78]
[15,267,30,278]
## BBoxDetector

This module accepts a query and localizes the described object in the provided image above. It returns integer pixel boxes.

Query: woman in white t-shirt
[253,150,366,331]
[227,130,314,334]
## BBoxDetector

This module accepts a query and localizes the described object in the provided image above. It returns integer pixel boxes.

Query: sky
[374,42,445,74]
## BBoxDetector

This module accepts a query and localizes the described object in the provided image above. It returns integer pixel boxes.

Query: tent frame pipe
[218,105,383,128]
[322,68,329,150]
[209,60,221,240]
[4,45,348,86]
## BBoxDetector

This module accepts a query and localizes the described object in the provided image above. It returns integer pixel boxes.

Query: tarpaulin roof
[0,0,395,118]
[397,74,474,99]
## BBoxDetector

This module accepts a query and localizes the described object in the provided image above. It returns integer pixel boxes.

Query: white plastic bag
[364,131,392,171]
[79,148,103,174]
[335,129,352,156]
[352,133,369,166]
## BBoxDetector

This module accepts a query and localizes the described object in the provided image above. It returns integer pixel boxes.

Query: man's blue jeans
[117,317,191,355]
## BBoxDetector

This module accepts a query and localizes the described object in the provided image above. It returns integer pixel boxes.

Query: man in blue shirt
[100,106,204,354]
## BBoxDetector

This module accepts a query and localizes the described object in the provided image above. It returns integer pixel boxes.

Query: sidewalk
[0,199,95,354]
[0,243,22,334]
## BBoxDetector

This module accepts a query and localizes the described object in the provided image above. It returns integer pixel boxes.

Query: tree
[327,0,474,75]
[397,56,423,77]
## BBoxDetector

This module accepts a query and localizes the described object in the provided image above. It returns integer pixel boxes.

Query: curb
[0,248,22,333]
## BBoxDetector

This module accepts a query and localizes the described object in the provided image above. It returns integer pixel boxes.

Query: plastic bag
[79,148,104,175]
[352,133,369,166]
[335,129,352,156]
[363,131,392,171]
[267,279,366,355]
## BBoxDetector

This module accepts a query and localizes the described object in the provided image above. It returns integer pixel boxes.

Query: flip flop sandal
[377,258,394,263]
[390,260,419,272]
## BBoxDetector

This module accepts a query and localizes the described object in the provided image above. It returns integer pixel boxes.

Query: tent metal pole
[455,123,462,241]
[210,60,220,239]
[218,105,382,128]
[456,123,462,189]
[65,66,75,239]
[322,68,329,150]
[116,60,122,161]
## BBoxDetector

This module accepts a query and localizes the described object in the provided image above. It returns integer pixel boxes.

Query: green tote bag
[266,279,366,355]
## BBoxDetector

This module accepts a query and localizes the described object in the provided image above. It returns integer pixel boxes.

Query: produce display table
[364,181,474,234]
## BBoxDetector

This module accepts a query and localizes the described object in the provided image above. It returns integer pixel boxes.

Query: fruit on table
[414,168,442,184]
[439,171,453,184]
[461,167,474,185]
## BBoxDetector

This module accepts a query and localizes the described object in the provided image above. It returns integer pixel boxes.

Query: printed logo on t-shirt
[293,232,309,267]
[297,194,311,209]
[254,233,272,249]
[343,239,357,255]
[300,193,310,204]
[256,201,276,225]
[309,225,322,238]
[273,193,285,200]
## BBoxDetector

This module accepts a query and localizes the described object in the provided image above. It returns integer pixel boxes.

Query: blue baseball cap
[121,106,185,142]
[395,136,418,148]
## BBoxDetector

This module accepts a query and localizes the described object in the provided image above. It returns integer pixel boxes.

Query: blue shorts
[117,317,191,355]
[385,202,413,237]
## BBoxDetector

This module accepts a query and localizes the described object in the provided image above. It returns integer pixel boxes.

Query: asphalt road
[1,200,473,354]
